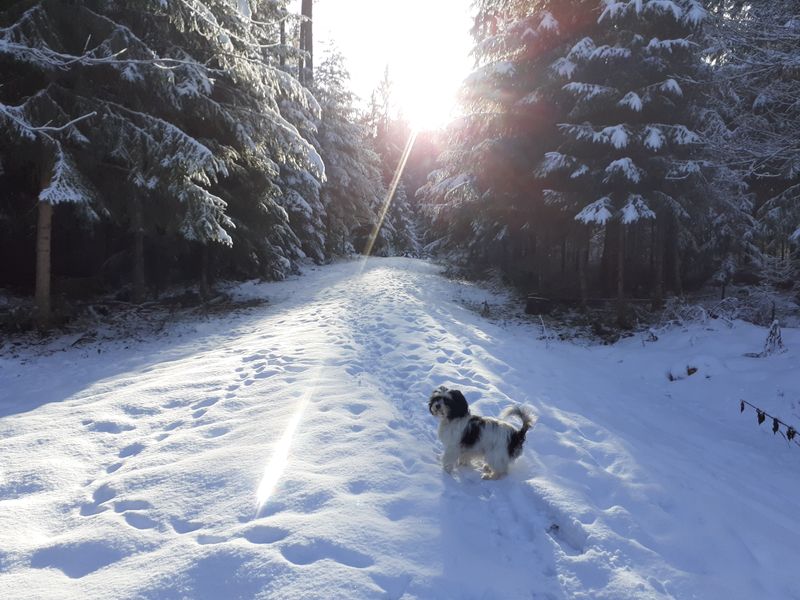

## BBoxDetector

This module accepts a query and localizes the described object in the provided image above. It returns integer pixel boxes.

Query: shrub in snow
[762,320,786,357]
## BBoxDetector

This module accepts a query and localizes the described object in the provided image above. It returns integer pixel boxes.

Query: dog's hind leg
[483,453,509,479]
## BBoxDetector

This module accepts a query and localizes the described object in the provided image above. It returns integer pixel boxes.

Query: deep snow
[1,257,799,599]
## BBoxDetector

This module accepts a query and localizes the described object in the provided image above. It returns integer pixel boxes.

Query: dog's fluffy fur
[428,386,537,479]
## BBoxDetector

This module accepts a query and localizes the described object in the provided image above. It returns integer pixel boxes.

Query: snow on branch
[646,37,691,52]
[604,157,644,183]
[38,143,97,207]
[590,45,631,60]
[618,92,644,112]
[567,37,596,61]
[643,126,665,150]
[550,57,577,79]
[560,124,630,148]
[562,82,618,101]
[659,78,683,97]
[538,11,559,33]
[621,194,656,223]
[599,0,705,25]
[575,197,614,225]
[537,152,576,176]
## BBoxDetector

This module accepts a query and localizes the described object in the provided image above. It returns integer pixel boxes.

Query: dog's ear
[445,389,469,419]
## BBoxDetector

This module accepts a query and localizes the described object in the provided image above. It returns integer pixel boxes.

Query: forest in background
[420,0,799,325]
[1,0,798,331]
[0,0,429,330]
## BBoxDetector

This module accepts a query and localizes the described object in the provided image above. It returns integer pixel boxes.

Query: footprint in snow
[241,525,288,545]
[84,420,135,434]
[30,540,125,578]
[79,484,116,516]
[118,442,145,458]
[202,426,229,439]
[114,499,151,512]
[280,540,373,568]
[170,517,203,534]
[196,534,227,545]
[191,397,219,410]
[123,512,159,530]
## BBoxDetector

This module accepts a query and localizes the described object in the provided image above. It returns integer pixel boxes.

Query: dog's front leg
[441,446,459,474]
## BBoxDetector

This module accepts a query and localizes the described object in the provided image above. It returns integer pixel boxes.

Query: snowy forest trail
[2,258,800,600]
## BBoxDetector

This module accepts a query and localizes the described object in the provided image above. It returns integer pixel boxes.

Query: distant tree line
[0,0,419,329]
[418,0,799,324]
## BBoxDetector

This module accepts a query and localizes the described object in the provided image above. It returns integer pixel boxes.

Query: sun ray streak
[361,128,419,261]
[254,368,319,516]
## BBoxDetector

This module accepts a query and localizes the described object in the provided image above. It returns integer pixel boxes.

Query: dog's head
[428,386,469,420]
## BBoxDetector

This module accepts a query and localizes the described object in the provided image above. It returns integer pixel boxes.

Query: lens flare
[255,395,308,515]
[361,128,419,261]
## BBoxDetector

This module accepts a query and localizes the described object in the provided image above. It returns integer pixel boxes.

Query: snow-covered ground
[1,257,799,600]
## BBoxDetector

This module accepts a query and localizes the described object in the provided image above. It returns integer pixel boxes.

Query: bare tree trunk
[35,200,53,330]
[199,244,211,300]
[132,196,146,304]
[651,219,664,310]
[279,18,286,68]
[671,217,683,296]
[616,222,626,326]
[300,0,313,85]
[531,233,542,292]
[601,222,615,296]
[578,227,589,309]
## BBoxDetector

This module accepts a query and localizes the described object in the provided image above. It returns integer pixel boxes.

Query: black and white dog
[428,385,537,479]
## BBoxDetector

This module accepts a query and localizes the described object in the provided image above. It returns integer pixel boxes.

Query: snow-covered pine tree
[0,0,324,313]
[277,93,327,265]
[538,0,708,319]
[362,65,420,257]
[313,50,384,256]
[418,0,599,282]
[385,181,420,257]
[704,1,800,283]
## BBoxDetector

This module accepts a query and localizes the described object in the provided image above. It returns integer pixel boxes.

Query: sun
[308,0,473,132]
[397,81,460,132]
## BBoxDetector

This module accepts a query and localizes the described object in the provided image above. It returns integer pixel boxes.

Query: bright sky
[291,0,474,130]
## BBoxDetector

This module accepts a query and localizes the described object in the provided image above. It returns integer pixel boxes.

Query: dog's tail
[501,405,537,458]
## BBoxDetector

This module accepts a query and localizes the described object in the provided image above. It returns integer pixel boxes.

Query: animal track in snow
[30,540,124,578]
[170,518,203,534]
[383,498,414,521]
[202,426,230,438]
[280,540,374,568]
[84,420,134,434]
[79,484,116,516]
[191,397,219,410]
[118,442,145,458]
[196,534,226,545]
[241,525,288,545]
[114,499,151,512]
[123,512,159,530]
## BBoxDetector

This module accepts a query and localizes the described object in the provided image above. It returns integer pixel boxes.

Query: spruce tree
[537,0,708,318]
[312,51,384,255]
[0,0,324,316]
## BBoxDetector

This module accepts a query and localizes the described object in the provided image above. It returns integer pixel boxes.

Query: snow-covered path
[2,258,799,599]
